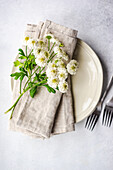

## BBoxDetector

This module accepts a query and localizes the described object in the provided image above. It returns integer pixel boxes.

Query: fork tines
[102,105,113,127]
[85,113,100,131]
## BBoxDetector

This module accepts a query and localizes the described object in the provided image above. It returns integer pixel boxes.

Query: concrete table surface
[0,0,113,170]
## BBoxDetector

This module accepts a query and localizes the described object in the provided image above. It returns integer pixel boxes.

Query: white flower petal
[58,69,68,81]
[34,47,42,56]
[28,38,37,49]
[51,38,61,45]
[48,62,57,69]
[46,67,57,78]
[47,77,59,88]
[67,59,79,75]
[23,36,30,45]
[35,56,47,67]
[58,81,68,93]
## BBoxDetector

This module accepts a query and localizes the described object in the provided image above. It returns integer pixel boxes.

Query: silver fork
[85,75,113,131]
[102,96,113,127]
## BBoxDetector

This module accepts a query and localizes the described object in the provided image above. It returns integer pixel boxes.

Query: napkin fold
[9,20,78,138]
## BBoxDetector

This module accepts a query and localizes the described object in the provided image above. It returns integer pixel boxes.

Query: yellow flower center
[52,64,56,67]
[51,70,56,74]
[25,37,29,41]
[32,40,35,45]
[37,48,41,54]
[39,57,45,62]
[60,73,64,77]
[60,63,65,68]
[71,65,76,70]
[63,84,67,89]
[38,40,44,46]
[52,79,57,83]
[44,51,49,58]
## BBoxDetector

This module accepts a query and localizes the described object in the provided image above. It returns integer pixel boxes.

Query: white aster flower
[38,40,46,48]
[43,51,49,59]
[53,58,61,65]
[58,69,68,81]
[54,46,62,55]
[58,81,68,93]
[34,47,42,56]
[48,62,57,69]
[67,59,79,75]
[35,56,47,67]
[47,77,59,88]
[62,51,69,61]
[34,49,49,60]
[46,67,57,78]
[57,60,66,69]
[50,37,61,46]
[28,38,37,49]
[23,36,30,45]
[53,47,68,61]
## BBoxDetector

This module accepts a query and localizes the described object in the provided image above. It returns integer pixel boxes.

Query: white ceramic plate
[11,38,103,123]
[72,39,103,122]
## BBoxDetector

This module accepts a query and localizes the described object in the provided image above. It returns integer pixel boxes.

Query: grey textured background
[0,0,113,170]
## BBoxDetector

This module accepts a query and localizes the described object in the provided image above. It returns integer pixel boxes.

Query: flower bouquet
[5,33,79,119]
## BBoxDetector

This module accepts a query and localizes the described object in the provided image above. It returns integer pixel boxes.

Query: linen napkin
[9,20,78,138]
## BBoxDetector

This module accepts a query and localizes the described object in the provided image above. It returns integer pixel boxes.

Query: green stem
[5,92,24,114]
[23,79,30,91]
[49,42,56,53]
[48,39,50,51]
[23,66,40,91]
[47,51,54,63]
[28,49,33,57]
[48,53,57,63]
[20,80,22,94]
[31,66,39,77]
[40,66,45,74]
[10,106,16,119]
[26,45,27,56]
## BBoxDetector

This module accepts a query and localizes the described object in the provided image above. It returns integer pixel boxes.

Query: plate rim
[74,38,103,122]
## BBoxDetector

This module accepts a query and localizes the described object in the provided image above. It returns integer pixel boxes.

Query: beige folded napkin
[9,20,78,138]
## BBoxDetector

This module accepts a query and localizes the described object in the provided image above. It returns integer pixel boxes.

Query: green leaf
[18,48,25,56]
[46,35,52,40]
[35,73,41,81]
[10,72,23,80]
[39,72,46,80]
[41,72,46,77]
[19,67,28,76]
[30,86,37,98]
[20,74,25,81]
[38,79,48,86]
[43,84,56,93]
[33,76,38,82]
[28,82,33,88]
[10,72,26,80]
[29,54,35,60]
[19,56,27,59]
[56,86,59,90]
[24,61,28,69]
[14,60,21,67]
[30,62,36,70]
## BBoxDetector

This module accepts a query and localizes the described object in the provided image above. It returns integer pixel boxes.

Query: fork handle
[100,75,113,104]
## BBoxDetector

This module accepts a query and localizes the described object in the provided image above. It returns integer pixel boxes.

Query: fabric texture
[9,20,78,138]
